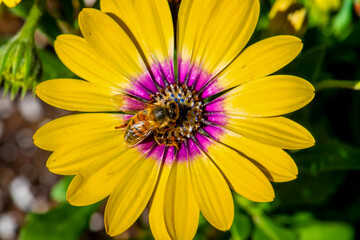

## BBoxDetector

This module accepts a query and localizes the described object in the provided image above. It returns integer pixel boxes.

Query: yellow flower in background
[0,0,21,8]
[314,0,342,12]
[269,0,298,15]
[269,0,308,36]
[34,0,315,239]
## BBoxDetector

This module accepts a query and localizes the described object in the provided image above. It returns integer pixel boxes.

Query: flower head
[34,0,315,239]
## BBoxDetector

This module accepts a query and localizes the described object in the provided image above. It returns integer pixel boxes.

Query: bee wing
[112,94,149,114]
[125,112,156,147]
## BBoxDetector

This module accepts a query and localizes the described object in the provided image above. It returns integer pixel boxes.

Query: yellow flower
[34,0,315,239]
[0,0,21,8]
[314,0,341,12]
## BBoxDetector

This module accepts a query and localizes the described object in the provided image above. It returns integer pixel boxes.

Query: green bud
[0,0,44,99]
[0,34,42,99]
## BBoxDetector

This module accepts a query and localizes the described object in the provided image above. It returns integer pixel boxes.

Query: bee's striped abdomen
[124,111,154,147]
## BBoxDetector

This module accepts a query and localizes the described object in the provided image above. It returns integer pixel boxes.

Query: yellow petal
[226,116,315,150]
[178,0,259,75]
[55,34,131,90]
[112,94,147,113]
[3,0,21,8]
[189,147,234,231]
[164,161,199,240]
[35,79,118,112]
[66,147,139,206]
[200,134,275,202]
[46,131,124,175]
[217,36,303,88]
[105,157,161,236]
[101,0,174,65]
[33,113,127,151]
[223,75,315,117]
[149,165,172,240]
[218,129,298,182]
[78,8,147,80]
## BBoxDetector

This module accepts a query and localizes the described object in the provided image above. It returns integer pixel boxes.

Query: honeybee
[124,100,180,147]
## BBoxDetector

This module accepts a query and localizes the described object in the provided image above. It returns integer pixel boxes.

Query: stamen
[153,83,205,147]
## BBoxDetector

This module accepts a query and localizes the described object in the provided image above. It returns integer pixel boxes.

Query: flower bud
[0,35,42,99]
[0,0,44,99]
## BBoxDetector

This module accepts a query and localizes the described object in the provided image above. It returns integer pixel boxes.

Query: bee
[124,100,180,148]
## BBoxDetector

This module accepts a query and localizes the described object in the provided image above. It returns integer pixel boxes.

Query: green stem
[235,195,265,217]
[19,0,46,40]
[314,80,360,92]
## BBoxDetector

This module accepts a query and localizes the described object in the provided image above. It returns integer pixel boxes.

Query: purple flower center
[123,60,228,156]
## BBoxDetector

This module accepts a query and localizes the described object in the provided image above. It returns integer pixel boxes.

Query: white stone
[9,176,34,211]
[18,94,44,123]
[89,212,104,232]
[0,214,17,239]
[0,93,15,119]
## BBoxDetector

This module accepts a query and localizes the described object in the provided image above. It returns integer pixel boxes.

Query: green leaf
[274,172,345,207]
[60,0,76,26]
[252,215,297,240]
[287,212,316,227]
[297,222,354,240]
[230,213,252,240]
[38,49,75,81]
[38,12,63,43]
[50,176,73,203]
[331,0,353,40]
[253,227,271,240]
[19,203,99,240]
[194,214,214,240]
[288,45,327,82]
[294,139,360,173]
[254,211,355,240]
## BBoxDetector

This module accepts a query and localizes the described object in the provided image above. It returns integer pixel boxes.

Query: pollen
[151,84,205,147]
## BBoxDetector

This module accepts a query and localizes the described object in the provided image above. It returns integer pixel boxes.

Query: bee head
[152,107,168,122]
[152,101,179,123]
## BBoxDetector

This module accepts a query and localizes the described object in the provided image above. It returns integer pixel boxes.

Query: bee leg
[115,123,128,129]
[157,128,166,134]
[154,132,165,146]
[154,137,163,146]
[157,122,169,133]
[115,117,132,130]
[172,139,179,150]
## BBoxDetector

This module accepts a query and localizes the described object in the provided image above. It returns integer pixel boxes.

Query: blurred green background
[0,0,360,239]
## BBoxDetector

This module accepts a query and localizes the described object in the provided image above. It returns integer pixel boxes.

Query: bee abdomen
[125,112,153,146]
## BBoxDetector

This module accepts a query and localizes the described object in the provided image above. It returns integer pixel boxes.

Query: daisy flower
[34,0,315,239]
[0,0,21,8]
